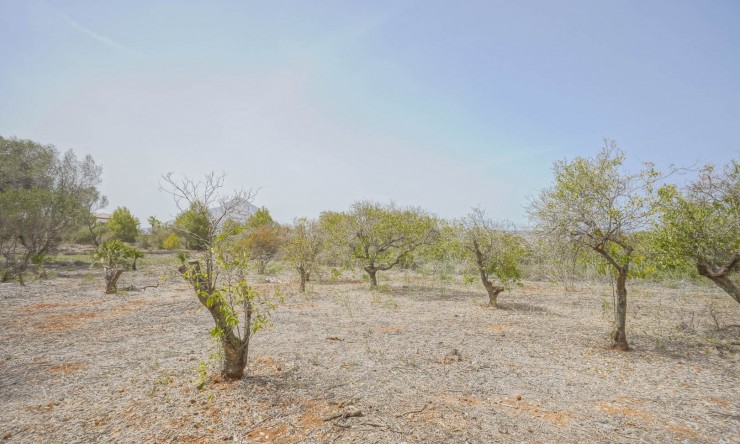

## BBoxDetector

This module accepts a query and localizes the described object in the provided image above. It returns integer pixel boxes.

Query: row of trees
[2,135,736,378]
[160,143,737,378]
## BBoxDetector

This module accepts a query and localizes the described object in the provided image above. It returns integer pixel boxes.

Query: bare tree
[160,172,275,380]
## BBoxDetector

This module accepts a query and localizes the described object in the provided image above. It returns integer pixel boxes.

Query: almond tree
[241,223,282,274]
[655,160,740,303]
[459,209,526,307]
[282,218,324,292]
[342,201,438,288]
[528,141,661,350]
[160,172,276,380]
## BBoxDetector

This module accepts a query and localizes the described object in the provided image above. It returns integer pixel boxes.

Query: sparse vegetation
[1,135,736,443]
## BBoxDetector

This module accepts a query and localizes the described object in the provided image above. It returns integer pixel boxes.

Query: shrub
[162,233,182,250]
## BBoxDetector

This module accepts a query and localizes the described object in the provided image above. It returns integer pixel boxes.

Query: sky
[1,0,739,225]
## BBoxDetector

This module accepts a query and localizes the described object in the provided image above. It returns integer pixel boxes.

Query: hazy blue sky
[1,0,739,224]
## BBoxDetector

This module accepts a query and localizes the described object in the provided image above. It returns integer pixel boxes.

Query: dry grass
[0,260,738,443]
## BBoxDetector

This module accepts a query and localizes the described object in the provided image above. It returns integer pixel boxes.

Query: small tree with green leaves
[282,218,324,292]
[161,172,277,380]
[340,201,438,288]
[147,216,161,233]
[655,160,740,303]
[174,201,211,250]
[241,224,282,274]
[244,207,275,230]
[528,141,661,350]
[108,207,140,243]
[318,210,354,268]
[458,209,527,307]
[92,240,143,294]
[236,208,282,274]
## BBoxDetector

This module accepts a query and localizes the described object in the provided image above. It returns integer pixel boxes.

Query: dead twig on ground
[396,403,429,417]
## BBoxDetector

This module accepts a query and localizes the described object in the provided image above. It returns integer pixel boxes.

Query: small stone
[2,432,11,440]
[516,395,522,401]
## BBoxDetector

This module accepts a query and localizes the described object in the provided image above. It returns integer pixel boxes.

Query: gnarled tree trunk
[179,260,250,380]
[365,266,378,288]
[482,278,504,307]
[105,267,123,294]
[473,239,504,307]
[697,255,740,304]
[221,316,250,380]
[611,270,629,351]
[298,265,308,293]
[88,222,101,247]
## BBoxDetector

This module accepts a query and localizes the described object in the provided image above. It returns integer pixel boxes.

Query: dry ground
[0,256,738,443]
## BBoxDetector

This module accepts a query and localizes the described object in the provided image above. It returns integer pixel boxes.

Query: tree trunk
[611,270,629,351]
[88,223,100,247]
[221,336,248,380]
[258,261,266,274]
[473,240,503,307]
[298,266,307,293]
[2,262,26,285]
[697,261,740,304]
[179,260,251,380]
[305,271,310,282]
[365,267,378,288]
[105,267,123,294]
[483,279,504,307]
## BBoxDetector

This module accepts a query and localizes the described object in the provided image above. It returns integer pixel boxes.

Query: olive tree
[282,218,323,292]
[92,240,143,294]
[458,209,527,307]
[160,172,276,380]
[528,141,661,350]
[655,160,740,303]
[0,136,104,283]
[341,201,438,288]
